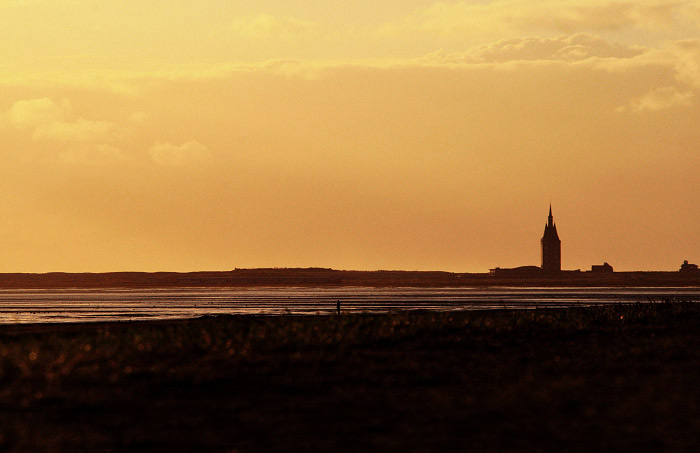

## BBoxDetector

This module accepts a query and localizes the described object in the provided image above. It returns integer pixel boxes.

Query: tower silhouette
[541,205,561,272]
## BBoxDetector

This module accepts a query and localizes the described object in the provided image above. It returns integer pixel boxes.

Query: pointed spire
[542,202,561,272]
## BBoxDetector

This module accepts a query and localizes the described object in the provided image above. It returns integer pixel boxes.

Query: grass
[1,302,700,451]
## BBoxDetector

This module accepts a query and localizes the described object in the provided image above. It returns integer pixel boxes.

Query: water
[0,286,698,324]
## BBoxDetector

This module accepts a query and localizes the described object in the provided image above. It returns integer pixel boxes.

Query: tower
[541,205,561,272]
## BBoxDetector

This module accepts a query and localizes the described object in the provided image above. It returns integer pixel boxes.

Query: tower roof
[542,205,560,241]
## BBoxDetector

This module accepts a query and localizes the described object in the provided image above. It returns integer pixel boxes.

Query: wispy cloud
[620,86,695,112]
[671,39,700,89]
[33,118,117,142]
[3,97,73,129]
[2,97,119,142]
[149,140,211,166]
[421,34,645,64]
[378,0,698,37]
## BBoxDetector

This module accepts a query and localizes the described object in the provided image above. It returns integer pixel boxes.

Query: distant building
[541,205,561,273]
[489,204,564,276]
[489,266,543,277]
[680,260,699,273]
[591,262,613,273]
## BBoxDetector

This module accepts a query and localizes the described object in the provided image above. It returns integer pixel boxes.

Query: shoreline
[0,267,698,289]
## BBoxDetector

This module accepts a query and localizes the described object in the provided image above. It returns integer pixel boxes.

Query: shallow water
[0,286,698,324]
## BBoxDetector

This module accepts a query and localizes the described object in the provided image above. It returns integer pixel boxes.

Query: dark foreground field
[1,303,700,451]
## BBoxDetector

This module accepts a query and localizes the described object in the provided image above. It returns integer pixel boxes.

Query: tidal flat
[1,303,700,451]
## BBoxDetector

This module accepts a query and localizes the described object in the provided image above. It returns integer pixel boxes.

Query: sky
[0,0,699,273]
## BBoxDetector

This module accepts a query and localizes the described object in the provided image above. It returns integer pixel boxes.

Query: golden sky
[1,0,699,272]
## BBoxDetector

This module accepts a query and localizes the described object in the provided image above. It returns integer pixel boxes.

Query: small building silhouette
[591,262,613,273]
[541,205,561,273]
[680,260,699,273]
[489,266,543,277]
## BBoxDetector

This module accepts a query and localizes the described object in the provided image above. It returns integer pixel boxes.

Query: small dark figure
[337,300,341,315]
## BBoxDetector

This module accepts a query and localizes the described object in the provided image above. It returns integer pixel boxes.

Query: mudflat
[1,303,699,451]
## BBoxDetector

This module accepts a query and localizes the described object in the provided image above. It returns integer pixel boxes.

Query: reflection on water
[0,287,698,324]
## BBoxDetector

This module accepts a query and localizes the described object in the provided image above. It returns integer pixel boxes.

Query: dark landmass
[1,302,700,451]
[0,267,699,288]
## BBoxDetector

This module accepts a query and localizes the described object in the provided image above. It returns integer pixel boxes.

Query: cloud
[34,118,117,142]
[2,97,119,142]
[379,0,697,37]
[231,13,318,41]
[149,140,211,166]
[422,34,645,64]
[671,39,700,89]
[621,86,695,112]
[3,97,73,129]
